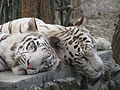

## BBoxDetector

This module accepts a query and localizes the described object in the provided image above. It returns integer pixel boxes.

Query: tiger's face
[12,33,60,75]
[67,28,104,79]
[50,26,104,79]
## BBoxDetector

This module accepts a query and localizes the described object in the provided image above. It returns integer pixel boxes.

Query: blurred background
[0,0,120,41]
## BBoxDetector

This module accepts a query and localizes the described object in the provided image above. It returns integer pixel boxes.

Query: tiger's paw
[12,67,26,75]
[27,69,38,75]
[0,64,6,72]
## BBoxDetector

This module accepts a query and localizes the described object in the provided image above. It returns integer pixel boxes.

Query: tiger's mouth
[27,63,36,70]
[27,66,36,70]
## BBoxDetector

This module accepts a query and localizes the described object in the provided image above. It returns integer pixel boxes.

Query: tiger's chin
[88,71,103,85]
[90,71,102,79]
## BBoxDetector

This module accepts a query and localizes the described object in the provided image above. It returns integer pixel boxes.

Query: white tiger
[0,17,105,79]
[0,32,60,75]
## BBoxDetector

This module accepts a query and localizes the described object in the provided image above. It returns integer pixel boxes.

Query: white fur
[0,32,60,75]
[0,18,111,51]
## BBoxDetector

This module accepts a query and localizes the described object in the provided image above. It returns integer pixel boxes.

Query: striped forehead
[21,34,47,44]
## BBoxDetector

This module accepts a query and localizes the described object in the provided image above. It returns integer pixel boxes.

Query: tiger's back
[0,18,45,34]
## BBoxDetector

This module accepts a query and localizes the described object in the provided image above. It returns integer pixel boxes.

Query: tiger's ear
[28,18,38,31]
[48,36,63,52]
[74,16,84,26]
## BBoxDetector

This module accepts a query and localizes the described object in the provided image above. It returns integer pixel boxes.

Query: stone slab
[0,50,113,90]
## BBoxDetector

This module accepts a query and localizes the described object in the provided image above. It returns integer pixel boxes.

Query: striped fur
[0,18,111,50]
[0,32,60,75]
[0,18,107,78]
[37,21,104,79]
[49,26,104,79]
[0,18,45,34]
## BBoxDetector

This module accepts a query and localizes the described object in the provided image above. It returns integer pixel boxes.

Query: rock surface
[0,50,120,90]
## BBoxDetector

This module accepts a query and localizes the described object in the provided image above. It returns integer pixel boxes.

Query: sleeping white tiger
[0,17,105,79]
[0,32,60,75]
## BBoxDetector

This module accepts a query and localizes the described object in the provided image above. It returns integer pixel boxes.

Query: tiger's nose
[27,60,36,70]
[95,65,104,72]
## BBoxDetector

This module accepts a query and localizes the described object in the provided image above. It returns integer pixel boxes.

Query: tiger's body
[0,18,106,78]
[0,32,60,75]
[0,18,111,51]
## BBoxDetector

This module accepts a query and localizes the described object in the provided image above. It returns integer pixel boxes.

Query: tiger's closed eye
[26,41,37,52]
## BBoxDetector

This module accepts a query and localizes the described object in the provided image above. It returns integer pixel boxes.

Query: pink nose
[27,61,36,70]
[95,65,103,72]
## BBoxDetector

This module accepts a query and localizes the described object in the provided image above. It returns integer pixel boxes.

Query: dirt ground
[72,0,120,42]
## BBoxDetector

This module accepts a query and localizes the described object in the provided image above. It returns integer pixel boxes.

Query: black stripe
[69,51,74,57]
[77,33,84,38]
[34,18,38,30]
[64,27,68,31]
[22,38,33,47]
[74,44,78,49]
[68,58,73,65]
[71,27,76,32]
[88,34,96,47]
[8,21,12,34]
[68,40,73,45]
[0,25,3,32]
[63,36,71,42]
[0,35,9,42]
[70,28,75,35]
[19,24,22,33]
[78,47,80,52]
[0,55,9,69]
[68,27,75,35]
[55,31,66,37]
[69,27,72,31]
[55,25,64,31]
[74,29,79,35]
[20,34,33,43]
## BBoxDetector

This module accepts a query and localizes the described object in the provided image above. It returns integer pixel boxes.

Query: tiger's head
[12,33,60,75]
[49,17,104,79]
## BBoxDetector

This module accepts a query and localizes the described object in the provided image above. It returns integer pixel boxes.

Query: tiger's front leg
[12,66,26,75]
[0,62,6,72]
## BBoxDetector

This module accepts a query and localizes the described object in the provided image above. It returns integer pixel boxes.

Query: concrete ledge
[0,50,119,90]
[0,63,77,90]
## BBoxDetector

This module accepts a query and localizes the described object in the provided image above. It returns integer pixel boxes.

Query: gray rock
[0,50,120,90]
